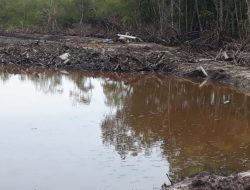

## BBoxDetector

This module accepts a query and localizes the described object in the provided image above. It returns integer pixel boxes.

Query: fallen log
[117,33,143,42]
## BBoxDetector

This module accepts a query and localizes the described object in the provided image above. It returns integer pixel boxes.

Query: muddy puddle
[0,71,250,190]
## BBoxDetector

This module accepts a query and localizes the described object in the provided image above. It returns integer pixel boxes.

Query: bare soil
[1,33,250,93]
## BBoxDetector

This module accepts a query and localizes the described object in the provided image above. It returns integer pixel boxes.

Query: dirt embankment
[1,34,250,92]
[163,171,250,190]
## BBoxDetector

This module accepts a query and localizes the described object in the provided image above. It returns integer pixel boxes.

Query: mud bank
[164,171,250,190]
[1,34,250,92]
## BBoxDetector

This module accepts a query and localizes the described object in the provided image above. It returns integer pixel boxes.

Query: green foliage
[0,0,249,38]
[92,0,136,25]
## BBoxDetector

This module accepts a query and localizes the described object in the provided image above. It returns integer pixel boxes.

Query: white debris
[59,53,70,60]
[117,32,143,42]
[199,66,208,77]
[63,59,70,64]
[102,39,113,43]
[239,171,250,178]
[118,34,137,40]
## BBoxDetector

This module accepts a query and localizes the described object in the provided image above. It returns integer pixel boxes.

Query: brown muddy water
[0,71,250,190]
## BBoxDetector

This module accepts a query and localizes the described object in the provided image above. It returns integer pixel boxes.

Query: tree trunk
[47,0,57,32]
[185,0,188,32]
[178,0,181,32]
[234,0,241,39]
[79,0,84,37]
[219,0,223,32]
[246,0,250,25]
[170,0,174,28]
[195,0,203,32]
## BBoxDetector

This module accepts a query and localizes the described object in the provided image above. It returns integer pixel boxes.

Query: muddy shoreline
[164,171,250,190]
[1,34,250,93]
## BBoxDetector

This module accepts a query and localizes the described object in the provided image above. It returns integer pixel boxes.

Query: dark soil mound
[164,172,250,190]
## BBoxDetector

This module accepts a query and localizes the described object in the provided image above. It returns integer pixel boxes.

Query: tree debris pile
[164,171,250,190]
[2,36,250,92]
[0,38,191,72]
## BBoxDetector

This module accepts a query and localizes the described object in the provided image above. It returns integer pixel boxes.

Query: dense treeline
[1,0,250,39]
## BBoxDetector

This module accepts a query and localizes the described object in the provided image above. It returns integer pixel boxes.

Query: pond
[0,71,250,190]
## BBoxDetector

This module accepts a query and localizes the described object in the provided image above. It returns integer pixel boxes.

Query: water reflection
[0,72,94,105]
[0,72,10,82]
[100,74,250,180]
[1,70,250,184]
[19,74,63,94]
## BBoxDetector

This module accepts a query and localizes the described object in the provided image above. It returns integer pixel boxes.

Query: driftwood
[199,66,208,77]
[215,50,232,61]
[117,33,143,42]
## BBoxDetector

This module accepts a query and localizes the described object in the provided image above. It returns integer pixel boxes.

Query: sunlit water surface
[0,71,250,190]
